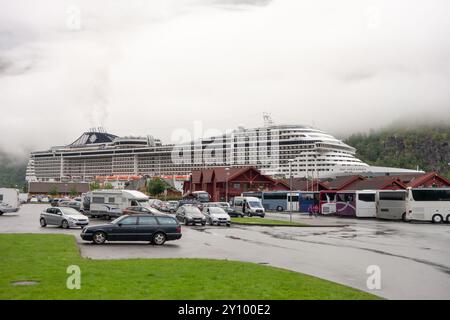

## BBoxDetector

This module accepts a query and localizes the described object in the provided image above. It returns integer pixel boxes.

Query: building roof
[402,172,450,187]
[28,182,90,194]
[321,175,364,190]
[279,178,328,191]
[344,176,406,190]
[189,166,278,184]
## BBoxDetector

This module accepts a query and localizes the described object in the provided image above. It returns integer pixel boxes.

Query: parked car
[40,207,89,229]
[30,196,38,203]
[123,206,164,215]
[203,202,243,217]
[202,206,231,226]
[50,198,70,207]
[80,214,182,245]
[176,205,206,225]
[178,199,204,210]
[148,199,164,210]
[59,200,82,211]
[161,200,179,213]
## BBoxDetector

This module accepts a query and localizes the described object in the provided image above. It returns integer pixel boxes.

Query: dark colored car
[80,214,182,245]
[176,205,206,225]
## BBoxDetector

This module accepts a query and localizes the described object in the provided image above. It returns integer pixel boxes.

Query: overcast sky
[1,0,449,158]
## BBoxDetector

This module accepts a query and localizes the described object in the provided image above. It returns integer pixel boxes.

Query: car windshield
[185,207,200,214]
[209,207,225,214]
[248,201,263,208]
[60,207,82,215]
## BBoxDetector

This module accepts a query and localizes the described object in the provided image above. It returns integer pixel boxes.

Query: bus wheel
[432,214,443,224]
[276,206,284,212]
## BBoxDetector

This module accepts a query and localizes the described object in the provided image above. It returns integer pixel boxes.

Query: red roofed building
[184,167,289,202]
[396,172,450,188]
[344,176,407,190]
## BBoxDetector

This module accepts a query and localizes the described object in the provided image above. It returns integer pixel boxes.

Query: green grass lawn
[0,234,380,300]
[231,217,307,226]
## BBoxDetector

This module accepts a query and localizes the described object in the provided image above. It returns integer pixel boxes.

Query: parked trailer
[405,188,450,223]
[0,188,20,215]
[375,190,407,220]
[335,190,376,218]
[82,189,150,219]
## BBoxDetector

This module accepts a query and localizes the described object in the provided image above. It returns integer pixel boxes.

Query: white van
[0,188,20,215]
[81,189,150,219]
[232,196,265,217]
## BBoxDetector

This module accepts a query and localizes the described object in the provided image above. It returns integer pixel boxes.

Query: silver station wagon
[40,207,90,229]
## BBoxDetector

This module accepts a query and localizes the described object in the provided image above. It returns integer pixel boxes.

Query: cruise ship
[26,120,377,182]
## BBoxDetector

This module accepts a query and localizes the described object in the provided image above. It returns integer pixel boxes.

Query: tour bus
[375,190,407,220]
[405,188,450,223]
[335,190,376,218]
[242,191,299,212]
[81,189,150,219]
[183,191,210,203]
[299,192,319,213]
[232,196,265,217]
[0,188,20,215]
[319,190,338,215]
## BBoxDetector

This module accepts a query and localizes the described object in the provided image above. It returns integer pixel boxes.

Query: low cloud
[0,0,449,159]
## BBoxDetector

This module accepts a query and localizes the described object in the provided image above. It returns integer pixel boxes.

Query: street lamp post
[225,167,230,203]
[288,159,294,223]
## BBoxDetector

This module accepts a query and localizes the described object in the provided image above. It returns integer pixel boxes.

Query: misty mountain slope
[0,151,26,189]
[345,125,450,178]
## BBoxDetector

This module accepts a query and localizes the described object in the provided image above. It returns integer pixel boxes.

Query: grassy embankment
[0,234,380,300]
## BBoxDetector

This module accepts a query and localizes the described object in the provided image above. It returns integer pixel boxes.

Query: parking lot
[1,203,450,300]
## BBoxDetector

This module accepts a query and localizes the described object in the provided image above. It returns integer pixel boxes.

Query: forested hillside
[0,151,27,189]
[345,125,450,178]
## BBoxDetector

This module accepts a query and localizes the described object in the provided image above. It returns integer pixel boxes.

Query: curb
[231,222,348,228]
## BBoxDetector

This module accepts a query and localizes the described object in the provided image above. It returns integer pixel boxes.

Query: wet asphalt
[1,204,449,300]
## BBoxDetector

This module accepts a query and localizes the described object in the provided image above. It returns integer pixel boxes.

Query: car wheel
[40,218,47,227]
[432,214,443,224]
[0,212,3,216]
[93,231,106,244]
[402,213,407,222]
[152,232,166,245]
[61,220,69,229]
[202,222,206,226]
[446,215,450,224]
[226,223,231,227]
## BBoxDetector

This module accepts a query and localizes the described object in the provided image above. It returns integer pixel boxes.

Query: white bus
[405,188,450,223]
[81,189,150,219]
[375,190,407,221]
[335,190,376,218]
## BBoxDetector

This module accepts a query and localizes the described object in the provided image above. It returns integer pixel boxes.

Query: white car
[202,206,231,227]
